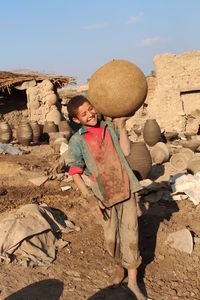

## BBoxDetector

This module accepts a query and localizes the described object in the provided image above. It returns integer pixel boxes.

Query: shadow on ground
[88,283,141,300]
[5,279,63,300]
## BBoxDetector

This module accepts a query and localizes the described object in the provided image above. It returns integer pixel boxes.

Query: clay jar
[58,120,72,141]
[126,142,152,180]
[30,121,41,143]
[150,142,169,164]
[0,121,12,143]
[143,119,161,147]
[43,121,58,134]
[17,121,33,146]
[187,154,200,174]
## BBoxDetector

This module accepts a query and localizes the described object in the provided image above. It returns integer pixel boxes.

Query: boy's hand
[113,117,129,130]
[86,193,109,221]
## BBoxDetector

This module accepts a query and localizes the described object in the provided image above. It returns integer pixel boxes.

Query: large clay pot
[17,121,33,146]
[126,142,152,180]
[43,121,58,134]
[143,119,161,146]
[0,121,12,143]
[58,120,72,141]
[88,59,147,118]
[30,121,41,143]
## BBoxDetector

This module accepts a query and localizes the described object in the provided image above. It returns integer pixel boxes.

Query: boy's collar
[78,120,106,135]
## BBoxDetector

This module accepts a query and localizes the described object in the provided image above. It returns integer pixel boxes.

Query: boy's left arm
[113,117,130,156]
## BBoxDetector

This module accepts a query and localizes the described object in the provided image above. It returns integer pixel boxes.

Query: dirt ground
[0,144,200,300]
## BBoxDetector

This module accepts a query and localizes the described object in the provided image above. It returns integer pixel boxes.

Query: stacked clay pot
[17,121,33,146]
[30,121,41,143]
[0,121,12,143]
[58,120,72,141]
[43,121,58,134]
[126,142,152,180]
[46,105,61,125]
[143,119,161,147]
[88,59,147,118]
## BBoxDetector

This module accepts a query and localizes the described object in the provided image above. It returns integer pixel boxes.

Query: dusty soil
[0,144,199,300]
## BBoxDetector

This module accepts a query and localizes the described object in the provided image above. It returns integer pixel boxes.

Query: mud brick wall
[127,51,200,135]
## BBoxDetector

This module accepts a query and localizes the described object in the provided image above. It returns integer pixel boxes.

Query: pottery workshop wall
[26,79,62,125]
[127,51,200,135]
[149,51,200,133]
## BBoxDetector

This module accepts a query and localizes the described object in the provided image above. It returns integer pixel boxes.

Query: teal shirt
[67,120,142,203]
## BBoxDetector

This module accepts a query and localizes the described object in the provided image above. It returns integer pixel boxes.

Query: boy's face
[72,101,98,127]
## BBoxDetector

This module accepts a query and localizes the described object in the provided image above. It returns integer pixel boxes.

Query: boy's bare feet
[127,282,147,300]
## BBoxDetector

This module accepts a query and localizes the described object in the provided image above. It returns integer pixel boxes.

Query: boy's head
[67,95,98,127]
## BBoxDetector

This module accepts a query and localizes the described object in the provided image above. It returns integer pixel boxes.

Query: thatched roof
[0,71,76,93]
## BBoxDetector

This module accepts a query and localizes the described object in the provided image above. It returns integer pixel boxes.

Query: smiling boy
[67,95,146,300]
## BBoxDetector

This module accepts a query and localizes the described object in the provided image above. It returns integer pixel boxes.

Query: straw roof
[0,71,76,93]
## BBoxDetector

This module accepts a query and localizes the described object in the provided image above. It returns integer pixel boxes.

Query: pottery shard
[166,228,193,254]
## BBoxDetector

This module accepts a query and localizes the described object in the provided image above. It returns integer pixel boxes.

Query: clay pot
[58,120,72,141]
[187,155,200,174]
[179,148,194,161]
[143,119,161,147]
[30,121,41,143]
[17,121,33,146]
[49,132,65,147]
[164,130,178,142]
[150,142,169,164]
[126,142,152,180]
[46,93,57,107]
[43,121,58,134]
[180,139,200,152]
[53,137,68,153]
[88,59,147,118]
[170,153,188,171]
[46,106,61,125]
[0,121,12,143]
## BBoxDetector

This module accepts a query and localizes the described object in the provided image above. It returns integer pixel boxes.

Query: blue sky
[1,0,200,83]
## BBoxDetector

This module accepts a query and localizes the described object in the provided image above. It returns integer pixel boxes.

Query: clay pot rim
[170,153,188,170]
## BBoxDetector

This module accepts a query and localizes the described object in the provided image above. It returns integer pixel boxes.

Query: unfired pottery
[126,142,152,180]
[43,121,58,134]
[30,121,41,143]
[17,121,33,146]
[58,120,72,141]
[187,155,200,174]
[150,142,169,164]
[170,153,188,171]
[0,121,12,143]
[88,59,147,118]
[143,119,161,147]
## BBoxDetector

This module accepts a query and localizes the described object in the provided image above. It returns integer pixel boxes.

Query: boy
[67,95,146,300]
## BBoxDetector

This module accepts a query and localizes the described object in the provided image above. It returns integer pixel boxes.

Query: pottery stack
[0,121,12,143]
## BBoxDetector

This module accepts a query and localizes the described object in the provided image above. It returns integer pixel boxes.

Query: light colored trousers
[101,194,141,269]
